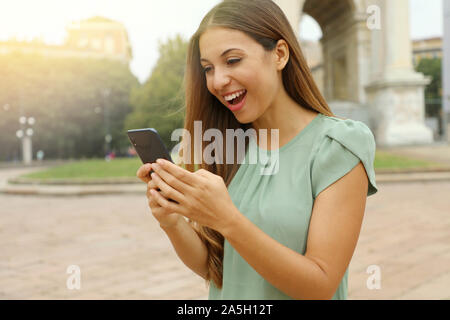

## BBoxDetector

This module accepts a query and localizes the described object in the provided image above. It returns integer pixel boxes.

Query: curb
[0,184,146,197]
[7,177,141,186]
[7,166,450,185]
[2,171,450,197]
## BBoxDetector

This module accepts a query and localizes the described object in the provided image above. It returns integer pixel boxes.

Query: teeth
[225,90,246,101]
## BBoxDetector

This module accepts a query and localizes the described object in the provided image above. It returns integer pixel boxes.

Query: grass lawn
[374,150,441,169]
[22,157,144,180]
[20,151,442,180]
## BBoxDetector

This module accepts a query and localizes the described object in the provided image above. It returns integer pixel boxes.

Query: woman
[137,0,378,300]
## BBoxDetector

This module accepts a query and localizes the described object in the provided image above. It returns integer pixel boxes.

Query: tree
[415,58,442,118]
[125,34,188,150]
[0,52,140,161]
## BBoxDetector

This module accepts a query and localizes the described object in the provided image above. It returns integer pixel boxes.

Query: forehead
[199,27,258,60]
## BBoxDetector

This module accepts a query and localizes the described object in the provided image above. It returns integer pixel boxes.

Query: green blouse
[208,113,378,300]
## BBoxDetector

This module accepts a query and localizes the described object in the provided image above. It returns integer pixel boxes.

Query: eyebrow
[200,48,244,63]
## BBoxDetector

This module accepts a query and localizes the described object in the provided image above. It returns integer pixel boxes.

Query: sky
[0,0,444,84]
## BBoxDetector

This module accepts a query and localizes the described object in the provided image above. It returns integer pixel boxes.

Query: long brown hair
[180,0,335,289]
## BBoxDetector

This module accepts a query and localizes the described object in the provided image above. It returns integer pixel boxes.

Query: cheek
[205,78,214,96]
[248,75,272,104]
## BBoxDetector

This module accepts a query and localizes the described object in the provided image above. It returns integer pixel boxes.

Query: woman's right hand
[136,163,183,229]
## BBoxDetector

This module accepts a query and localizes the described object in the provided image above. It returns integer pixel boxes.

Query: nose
[211,67,231,93]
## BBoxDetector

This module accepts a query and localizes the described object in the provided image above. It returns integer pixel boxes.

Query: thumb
[137,163,153,183]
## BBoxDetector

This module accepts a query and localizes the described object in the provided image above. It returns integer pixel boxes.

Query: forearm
[161,218,209,280]
[221,209,333,300]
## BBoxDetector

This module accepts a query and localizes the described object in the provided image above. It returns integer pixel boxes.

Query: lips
[226,90,247,112]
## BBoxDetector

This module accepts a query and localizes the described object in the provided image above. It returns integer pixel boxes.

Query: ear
[274,39,290,71]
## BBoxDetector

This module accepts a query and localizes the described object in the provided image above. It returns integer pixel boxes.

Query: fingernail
[153,163,160,170]
[156,159,164,165]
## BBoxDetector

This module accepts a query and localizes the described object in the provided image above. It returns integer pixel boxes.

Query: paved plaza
[0,167,449,300]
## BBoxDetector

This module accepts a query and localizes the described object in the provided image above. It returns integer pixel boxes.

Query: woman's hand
[136,163,183,228]
[149,159,240,233]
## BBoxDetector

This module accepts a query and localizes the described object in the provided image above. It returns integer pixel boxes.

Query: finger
[148,197,161,211]
[193,168,211,179]
[137,163,152,179]
[154,159,199,187]
[147,184,157,199]
[152,162,196,194]
[150,188,181,213]
[150,205,163,218]
[150,172,184,204]
[147,179,157,191]
[147,183,167,200]
[147,181,168,201]
[148,191,162,209]
[137,163,153,183]
[150,190,191,220]
[150,206,176,223]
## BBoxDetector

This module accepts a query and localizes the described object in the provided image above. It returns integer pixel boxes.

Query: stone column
[22,136,33,165]
[366,0,433,146]
[382,0,413,77]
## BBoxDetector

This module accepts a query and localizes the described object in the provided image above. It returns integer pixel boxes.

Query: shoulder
[311,115,378,198]
[321,115,375,148]
[313,115,376,160]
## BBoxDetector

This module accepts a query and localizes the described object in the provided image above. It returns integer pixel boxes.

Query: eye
[227,58,241,65]
[202,58,241,74]
[203,66,212,74]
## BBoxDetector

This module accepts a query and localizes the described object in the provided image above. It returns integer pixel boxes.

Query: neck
[252,89,318,150]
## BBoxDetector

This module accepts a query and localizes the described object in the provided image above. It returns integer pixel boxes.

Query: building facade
[0,16,132,64]
[275,0,434,147]
[412,37,443,66]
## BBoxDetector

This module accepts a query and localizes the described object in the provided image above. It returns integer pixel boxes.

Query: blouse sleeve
[311,119,378,199]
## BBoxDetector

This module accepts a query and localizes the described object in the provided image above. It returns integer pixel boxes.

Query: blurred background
[0,0,446,162]
[0,0,449,300]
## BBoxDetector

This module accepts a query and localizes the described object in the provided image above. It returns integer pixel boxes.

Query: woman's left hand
[149,159,240,233]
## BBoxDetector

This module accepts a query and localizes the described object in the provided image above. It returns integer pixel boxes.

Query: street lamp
[16,116,35,165]
[101,88,112,156]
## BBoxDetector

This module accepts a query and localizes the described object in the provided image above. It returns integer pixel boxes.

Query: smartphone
[127,128,178,203]
[127,128,173,166]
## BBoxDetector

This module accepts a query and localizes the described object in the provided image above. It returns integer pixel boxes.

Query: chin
[234,113,256,125]
[235,118,251,125]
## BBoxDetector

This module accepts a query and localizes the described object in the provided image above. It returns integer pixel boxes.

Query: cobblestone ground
[0,169,449,299]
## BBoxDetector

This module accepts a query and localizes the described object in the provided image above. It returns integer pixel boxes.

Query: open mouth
[229,90,247,105]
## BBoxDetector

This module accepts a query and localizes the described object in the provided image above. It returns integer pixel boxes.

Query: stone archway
[274,0,433,147]
[303,0,356,102]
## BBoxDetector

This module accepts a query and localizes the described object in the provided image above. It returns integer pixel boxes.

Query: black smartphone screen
[127,128,178,204]
[127,128,173,165]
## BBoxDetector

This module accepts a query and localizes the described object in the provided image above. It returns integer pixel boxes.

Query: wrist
[160,216,184,231]
[219,206,244,239]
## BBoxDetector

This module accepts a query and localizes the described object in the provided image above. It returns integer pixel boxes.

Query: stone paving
[0,167,449,300]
